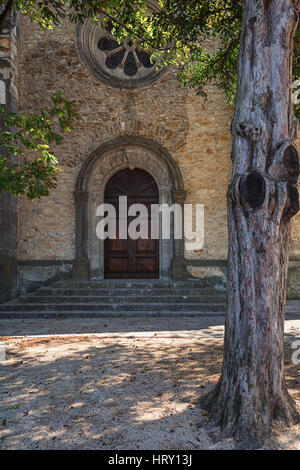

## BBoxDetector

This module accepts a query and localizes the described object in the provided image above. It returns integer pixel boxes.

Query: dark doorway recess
[104,168,159,279]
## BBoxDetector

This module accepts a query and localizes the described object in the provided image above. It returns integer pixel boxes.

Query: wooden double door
[104,168,159,279]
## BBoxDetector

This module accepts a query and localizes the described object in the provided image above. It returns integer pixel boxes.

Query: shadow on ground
[0,318,299,450]
[0,331,222,449]
[0,316,226,337]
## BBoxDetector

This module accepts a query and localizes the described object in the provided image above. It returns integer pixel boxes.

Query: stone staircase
[0,279,227,319]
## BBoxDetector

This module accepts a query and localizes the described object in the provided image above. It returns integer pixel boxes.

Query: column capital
[73,190,89,203]
[172,189,187,204]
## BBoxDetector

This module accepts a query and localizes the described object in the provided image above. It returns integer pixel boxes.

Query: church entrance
[104,168,159,279]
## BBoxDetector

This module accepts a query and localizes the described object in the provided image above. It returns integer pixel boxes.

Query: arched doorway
[104,168,159,279]
[74,137,187,280]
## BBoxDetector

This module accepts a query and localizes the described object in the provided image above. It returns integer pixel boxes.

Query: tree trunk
[202,0,300,448]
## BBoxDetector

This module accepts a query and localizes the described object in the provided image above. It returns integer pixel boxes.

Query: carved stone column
[0,11,19,302]
[171,189,188,280]
[73,190,90,280]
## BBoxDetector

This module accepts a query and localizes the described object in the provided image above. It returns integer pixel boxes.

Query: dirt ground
[0,317,299,450]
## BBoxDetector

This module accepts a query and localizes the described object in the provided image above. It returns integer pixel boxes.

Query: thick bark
[202,0,300,448]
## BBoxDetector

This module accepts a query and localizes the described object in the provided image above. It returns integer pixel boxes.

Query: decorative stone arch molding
[73,136,187,280]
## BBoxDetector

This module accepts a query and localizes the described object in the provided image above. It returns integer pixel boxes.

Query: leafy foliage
[0,91,80,199]
[3,0,300,102]
[2,1,243,102]
[100,0,299,105]
[1,0,300,198]
[293,26,300,119]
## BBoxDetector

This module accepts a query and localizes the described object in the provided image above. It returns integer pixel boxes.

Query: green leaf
[0,90,80,199]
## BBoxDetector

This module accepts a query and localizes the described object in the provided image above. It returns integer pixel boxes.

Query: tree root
[197,384,300,449]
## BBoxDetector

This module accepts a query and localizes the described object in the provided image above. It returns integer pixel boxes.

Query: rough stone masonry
[1,10,300,300]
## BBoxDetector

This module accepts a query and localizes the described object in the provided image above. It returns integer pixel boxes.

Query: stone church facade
[1,11,300,302]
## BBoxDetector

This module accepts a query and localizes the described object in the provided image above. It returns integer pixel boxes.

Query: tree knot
[248,16,257,27]
[238,171,266,209]
[237,121,263,142]
[269,141,300,184]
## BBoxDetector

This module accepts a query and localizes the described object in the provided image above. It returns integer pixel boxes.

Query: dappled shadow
[0,323,299,450]
[0,316,226,337]
[0,313,299,338]
[0,330,224,449]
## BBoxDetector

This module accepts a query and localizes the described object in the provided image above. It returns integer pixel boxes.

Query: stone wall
[16,14,300,295]
[17,16,232,278]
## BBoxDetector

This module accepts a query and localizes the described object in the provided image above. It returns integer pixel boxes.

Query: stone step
[0,279,228,319]
[52,280,221,290]
[286,304,300,313]
[34,287,224,296]
[20,295,225,304]
[0,310,226,319]
[0,302,225,312]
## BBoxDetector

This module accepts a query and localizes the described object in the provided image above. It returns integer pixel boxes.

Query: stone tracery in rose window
[75,5,167,89]
[98,20,156,78]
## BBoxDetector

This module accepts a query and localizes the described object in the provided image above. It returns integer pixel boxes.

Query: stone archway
[73,136,186,280]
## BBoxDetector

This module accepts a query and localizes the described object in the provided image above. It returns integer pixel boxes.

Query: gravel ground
[0,317,299,450]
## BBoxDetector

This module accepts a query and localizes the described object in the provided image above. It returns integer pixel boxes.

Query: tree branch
[99,8,173,52]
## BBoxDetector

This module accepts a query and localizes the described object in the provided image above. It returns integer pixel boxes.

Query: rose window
[76,16,166,88]
[97,22,156,78]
